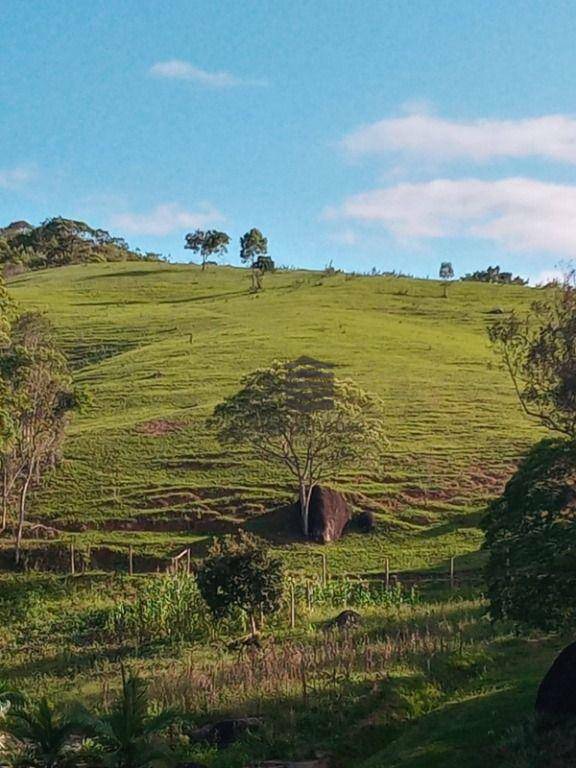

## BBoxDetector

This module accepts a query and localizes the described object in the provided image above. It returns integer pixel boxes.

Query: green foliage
[184,229,230,269]
[77,671,175,768]
[4,697,77,768]
[489,277,576,437]
[0,218,159,274]
[439,262,454,280]
[299,577,418,609]
[196,531,284,632]
[0,312,81,555]
[482,438,576,631]
[239,228,268,267]
[462,265,527,285]
[107,574,221,645]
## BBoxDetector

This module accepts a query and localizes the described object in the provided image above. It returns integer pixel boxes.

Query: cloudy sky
[1,0,576,281]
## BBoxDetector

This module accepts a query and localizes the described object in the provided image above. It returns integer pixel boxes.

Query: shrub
[196,531,284,636]
[482,438,576,631]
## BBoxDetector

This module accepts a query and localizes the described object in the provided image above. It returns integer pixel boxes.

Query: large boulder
[536,642,576,723]
[307,485,350,543]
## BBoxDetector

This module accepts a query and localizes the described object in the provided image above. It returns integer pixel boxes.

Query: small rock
[188,716,263,748]
[325,610,362,631]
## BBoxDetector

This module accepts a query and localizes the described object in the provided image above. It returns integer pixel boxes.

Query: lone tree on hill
[439,262,454,298]
[488,273,576,438]
[239,228,273,291]
[210,357,387,538]
[184,229,230,270]
[196,531,284,637]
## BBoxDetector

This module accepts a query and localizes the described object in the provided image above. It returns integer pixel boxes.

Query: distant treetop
[0,216,162,275]
[461,265,527,286]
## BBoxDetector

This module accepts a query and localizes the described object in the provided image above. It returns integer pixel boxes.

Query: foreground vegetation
[0,570,564,767]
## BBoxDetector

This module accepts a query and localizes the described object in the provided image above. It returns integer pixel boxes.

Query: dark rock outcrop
[307,485,350,543]
[536,642,576,723]
[356,510,375,533]
[326,609,362,631]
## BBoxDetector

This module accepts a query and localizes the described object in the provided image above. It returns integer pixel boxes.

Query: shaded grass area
[5,263,544,574]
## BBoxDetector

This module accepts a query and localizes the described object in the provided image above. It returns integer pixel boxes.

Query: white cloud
[533,268,566,285]
[328,178,576,257]
[149,60,264,88]
[341,112,576,164]
[110,203,224,237]
[0,166,35,189]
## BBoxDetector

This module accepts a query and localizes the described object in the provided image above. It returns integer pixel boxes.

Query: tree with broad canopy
[210,356,387,538]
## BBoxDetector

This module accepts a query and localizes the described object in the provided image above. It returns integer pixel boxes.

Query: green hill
[5,262,543,574]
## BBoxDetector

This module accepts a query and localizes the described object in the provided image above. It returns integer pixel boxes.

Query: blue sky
[2,0,576,281]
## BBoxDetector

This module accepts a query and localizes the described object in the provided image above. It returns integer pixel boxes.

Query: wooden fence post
[70,543,75,576]
[128,545,134,576]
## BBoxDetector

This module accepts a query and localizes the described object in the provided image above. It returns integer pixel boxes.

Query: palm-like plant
[79,670,175,768]
[3,697,76,768]
[0,679,24,708]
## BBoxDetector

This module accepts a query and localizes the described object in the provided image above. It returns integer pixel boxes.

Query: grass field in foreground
[6,262,545,574]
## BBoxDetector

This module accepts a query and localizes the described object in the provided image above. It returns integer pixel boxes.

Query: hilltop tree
[196,531,284,636]
[439,262,454,281]
[210,357,386,537]
[0,313,81,559]
[184,229,230,270]
[439,262,454,298]
[239,228,273,291]
[462,265,527,285]
[488,274,576,438]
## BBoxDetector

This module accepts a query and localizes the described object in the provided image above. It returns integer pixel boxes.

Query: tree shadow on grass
[243,502,303,544]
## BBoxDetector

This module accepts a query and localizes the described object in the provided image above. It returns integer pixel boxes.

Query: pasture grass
[5,262,544,574]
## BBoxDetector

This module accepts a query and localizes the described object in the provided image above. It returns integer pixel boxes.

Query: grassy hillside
[6,262,543,574]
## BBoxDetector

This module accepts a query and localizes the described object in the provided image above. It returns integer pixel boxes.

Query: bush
[196,531,284,636]
[482,438,576,631]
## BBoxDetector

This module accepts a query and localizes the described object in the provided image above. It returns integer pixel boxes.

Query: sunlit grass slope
[7,262,544,573]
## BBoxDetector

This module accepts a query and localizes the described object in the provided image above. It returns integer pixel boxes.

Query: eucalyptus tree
[184,229,230,270]
[239,228,273,291]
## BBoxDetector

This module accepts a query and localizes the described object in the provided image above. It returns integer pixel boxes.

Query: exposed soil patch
[135,418,186,436]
